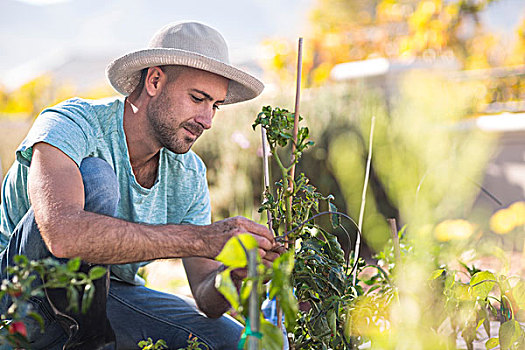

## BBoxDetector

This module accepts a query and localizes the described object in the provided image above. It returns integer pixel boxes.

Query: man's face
[146,67,229,154]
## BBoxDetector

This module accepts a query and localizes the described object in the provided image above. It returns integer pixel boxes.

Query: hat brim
[106,48,264,104]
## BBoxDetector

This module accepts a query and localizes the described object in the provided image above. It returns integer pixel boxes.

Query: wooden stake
[261,127,273,232]
[289,37,303,184]
[387,218,401,265]
[353,116,376,285]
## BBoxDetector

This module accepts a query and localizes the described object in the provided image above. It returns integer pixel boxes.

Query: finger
[263,251,280,263]
[231,267,247,280]
[270,244,287,254]
[253,236,273,252]
[262,258,273,269]
[258,248,267,259]
[240,217,275,244]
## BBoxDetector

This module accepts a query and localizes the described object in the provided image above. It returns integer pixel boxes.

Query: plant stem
[353,116,376,285]
[248,249,260,350]
[272,148,294,229]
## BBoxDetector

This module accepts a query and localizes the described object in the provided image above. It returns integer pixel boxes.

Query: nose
[194,106,214,130]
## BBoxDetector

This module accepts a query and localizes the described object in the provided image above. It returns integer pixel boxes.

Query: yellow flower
[434,219,474,242]
[508,202,525,227]
[489,208,517,235]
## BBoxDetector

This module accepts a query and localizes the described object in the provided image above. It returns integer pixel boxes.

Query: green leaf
[240,278,253,305]
[88,266,107,280]
[499,319,523,350]
[454,283,471,301]
[215,269,240,310]
[429,269,445,280]
[484,316,491,337]
[216,234,258,269]
[67,257,81,272]
[28,311,44,331]
[485,337,499,349]
[327,308,337,335]
[328,202,340,228]
[260,318,284,350]
[511,280,525,309]
[470,271,496,299]
[14,255,28,266]
[156,339,167,349]
[269,252,298,329]
[66,286,79,313]
[81,283,94,314]
[476,318,485,331]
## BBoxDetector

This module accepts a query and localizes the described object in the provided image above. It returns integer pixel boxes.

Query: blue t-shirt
[0,97,211,285]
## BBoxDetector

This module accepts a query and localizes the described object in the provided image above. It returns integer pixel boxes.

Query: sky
[0,0,524,90]
[0,0,312,76]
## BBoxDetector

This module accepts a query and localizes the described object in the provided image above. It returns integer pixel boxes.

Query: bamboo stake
[278,36,303,344]
[387,218,401,265]
[285,38,303,247]
[353,116,376,285]
[289,37,303,185]
[261,127,273,231]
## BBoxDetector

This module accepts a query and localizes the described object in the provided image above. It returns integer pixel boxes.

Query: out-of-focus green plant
[215,233,296,350]
[138,337,168,350]
[0,255,107,348]
[429,262,525,350]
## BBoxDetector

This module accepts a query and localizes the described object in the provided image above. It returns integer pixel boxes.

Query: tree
[263,0,517,87]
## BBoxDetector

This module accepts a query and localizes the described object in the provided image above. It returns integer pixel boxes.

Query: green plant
[138,337,168,350]
[253,105,370,349]
[215,105,381,349]
[215,233,296,350]
[430,263,525,350]
[0,255,107,348]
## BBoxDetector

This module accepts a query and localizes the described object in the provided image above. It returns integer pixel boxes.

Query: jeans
[0,157,242,349]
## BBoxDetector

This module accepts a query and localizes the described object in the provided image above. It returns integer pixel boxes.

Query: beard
[147,89,203,154]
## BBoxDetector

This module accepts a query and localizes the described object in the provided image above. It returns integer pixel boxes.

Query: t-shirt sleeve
[181,171,212,226]
[16,99,96,168]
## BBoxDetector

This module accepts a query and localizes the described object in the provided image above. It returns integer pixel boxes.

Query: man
[0,21,282,349]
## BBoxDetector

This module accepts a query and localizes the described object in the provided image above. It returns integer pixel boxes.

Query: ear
[144,66,167,97]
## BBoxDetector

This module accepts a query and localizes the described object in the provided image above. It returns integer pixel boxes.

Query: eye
[213,104,221,111]
[191,95,203,103]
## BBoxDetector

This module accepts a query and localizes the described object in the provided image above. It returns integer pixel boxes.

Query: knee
[79,158,120,216]
[212,316,243,349]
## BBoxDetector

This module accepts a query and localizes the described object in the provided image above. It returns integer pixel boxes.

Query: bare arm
[28,142,275,264]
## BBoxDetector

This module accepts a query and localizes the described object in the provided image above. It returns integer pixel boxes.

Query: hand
[208,216,276,259]
[261,243,287,268]
[229,243,287,282]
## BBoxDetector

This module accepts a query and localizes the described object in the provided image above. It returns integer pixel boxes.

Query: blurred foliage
[262,0,525,109]
[0,76,114,119]
[349,226,525,350]
[195,69,495,255]
[0,77,115,179]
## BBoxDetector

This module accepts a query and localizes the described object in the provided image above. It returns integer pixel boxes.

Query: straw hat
[106,21,264,104]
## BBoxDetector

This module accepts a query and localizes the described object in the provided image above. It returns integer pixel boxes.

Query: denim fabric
[0,157,243,349]
[107,281,242,349]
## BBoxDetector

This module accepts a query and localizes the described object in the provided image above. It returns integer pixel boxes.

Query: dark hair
[134,66,183,93]
[136,68,149,92]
